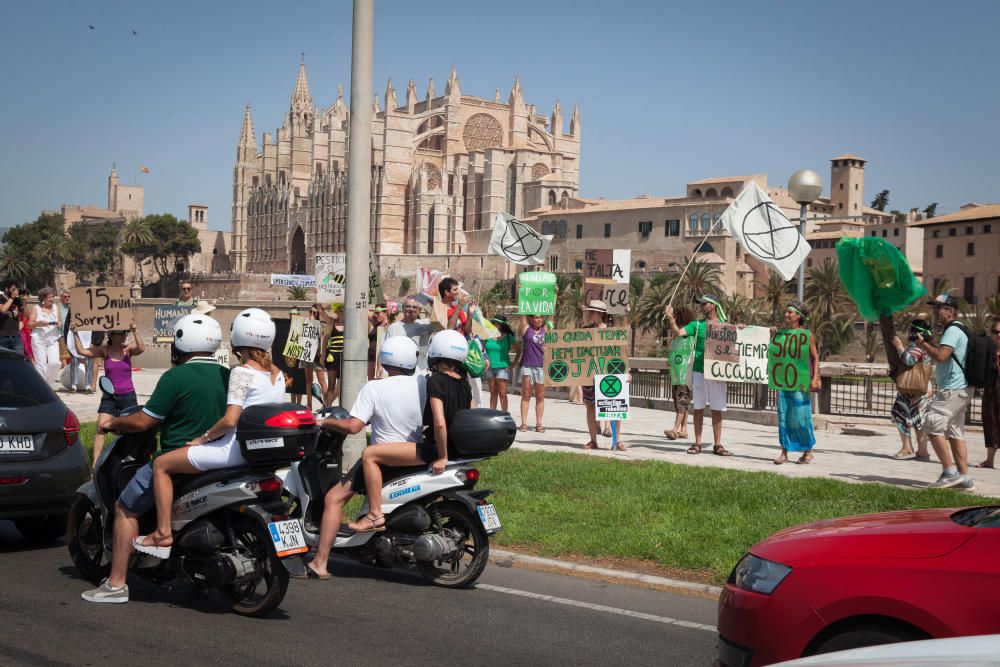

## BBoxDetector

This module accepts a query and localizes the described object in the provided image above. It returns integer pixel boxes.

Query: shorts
[521,366,544,385]
[691,372,727,412]
[672,384,692,415]
[486,367,510,381]
[325,352,342,373]
[922,389,970,439]
[340,458,367,495]
[118,463,155,515]
[186,433,247,471]
[582,386,595,404]
[98,390,138,417]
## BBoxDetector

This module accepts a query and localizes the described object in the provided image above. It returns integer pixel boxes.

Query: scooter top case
[448,409,516,457]
[236,403,320,466]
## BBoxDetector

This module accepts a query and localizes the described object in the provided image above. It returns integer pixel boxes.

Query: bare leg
[92,413,112,464]
[711,410,723,446]
[895,430,914,457]
[915,430,930,458]
[148,448,201,545]
[488,377,498,410]
[928,433,954,469]
[325,369,340,406]
[349,443,424,527]
[693,409,705,447]
[982,446,997,467]
[107,501,138,589]
[950,437,969,475]
[498,379,509,412]
[304,368,314,410]
[520,375,531,427]
[534,382,545,427]
[308,481,354,577]
[585,401,598,446]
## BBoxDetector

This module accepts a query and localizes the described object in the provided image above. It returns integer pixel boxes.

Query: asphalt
[0,522,718,666]
[57,368,1000,496]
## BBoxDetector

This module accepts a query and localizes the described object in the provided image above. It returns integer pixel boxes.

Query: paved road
[0,522,718,666]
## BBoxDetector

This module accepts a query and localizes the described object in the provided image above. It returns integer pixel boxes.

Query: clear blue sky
[1,0,997,231]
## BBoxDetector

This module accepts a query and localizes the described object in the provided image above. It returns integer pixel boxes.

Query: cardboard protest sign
[583,280,629,315]
[214,346,232,368]
[595,373,630,420]
[517,271,557,315]
[69,287,133,331]
[315,253,346,303]
[704,323,770,384]
[368,250,384,306]
[669,335,695,385]
[152,305,192,342]
[584,249,631,283]
[543,327,629,388]
[282,316,323,363]
[271,318,305,395]
[768,329,812,392]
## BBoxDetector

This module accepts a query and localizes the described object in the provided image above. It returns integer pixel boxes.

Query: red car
[717,506,1000,666]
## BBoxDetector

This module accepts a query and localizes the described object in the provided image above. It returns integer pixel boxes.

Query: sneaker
[927,471,963,489]
[81,578,128,604]
[956,477,976,492]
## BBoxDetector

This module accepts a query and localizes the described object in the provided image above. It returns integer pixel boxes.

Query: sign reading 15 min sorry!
[543,327,629,387]
[517,271,556,315]
[69,287,133,331]
[768,329,812,392]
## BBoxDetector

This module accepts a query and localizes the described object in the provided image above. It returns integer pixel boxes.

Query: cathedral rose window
[463,113,503,151]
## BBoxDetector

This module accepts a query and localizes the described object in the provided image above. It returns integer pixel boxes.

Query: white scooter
[279,406,515,587]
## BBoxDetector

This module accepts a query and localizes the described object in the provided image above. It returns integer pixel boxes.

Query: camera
[908,332,918,342]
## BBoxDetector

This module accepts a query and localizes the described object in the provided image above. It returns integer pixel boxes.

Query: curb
[490,548,723,597]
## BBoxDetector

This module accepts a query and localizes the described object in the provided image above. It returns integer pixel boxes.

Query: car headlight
[730,554,792,595]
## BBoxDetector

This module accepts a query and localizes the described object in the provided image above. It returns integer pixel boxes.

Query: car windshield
[0,359,58,407]
[951,506,1000,527]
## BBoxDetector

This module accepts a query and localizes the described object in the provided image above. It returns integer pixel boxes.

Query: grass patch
[478,450,999,584]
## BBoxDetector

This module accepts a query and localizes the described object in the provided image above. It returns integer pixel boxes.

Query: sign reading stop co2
[595,373,630,420]
[768,329,811,393]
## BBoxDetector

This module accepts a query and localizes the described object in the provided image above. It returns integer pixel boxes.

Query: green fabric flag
[517,271,557,315]
[668,336,695,385]
[768,329,811,392]
[835,236,927,321]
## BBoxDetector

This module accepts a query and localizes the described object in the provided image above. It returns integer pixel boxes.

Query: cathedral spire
[373,94,381,114]
[494,88,501,103]
[551,99,562,135]
[426,77,436,102]
[445,66,461,99]
[508,75,523,108]
[385,78,398,111]
[406,79,417,113]
[290,60,312,112]
[570,103,581,137]
[239,103,256,150]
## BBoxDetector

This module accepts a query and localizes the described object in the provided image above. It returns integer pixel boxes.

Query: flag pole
[666,216,724,307]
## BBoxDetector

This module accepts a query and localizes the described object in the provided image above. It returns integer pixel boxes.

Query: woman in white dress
[26,287,62,379]
[135,308,284,558]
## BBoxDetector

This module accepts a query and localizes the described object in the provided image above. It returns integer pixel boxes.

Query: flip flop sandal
[796,453,814,464]
[712,445,733,457]
[290,567,330,580]
[663,429,677,440]
[519,425,528,432]
[350,513,386,533]
[773,455,788,465]
[975,462,995,469]
[686,444,701,455]
[583,441,598,450]
[891,450,916,460]
[914,455,931,462]
[535,425,545,433]
[602,428,612,437]
[133,534,172,559]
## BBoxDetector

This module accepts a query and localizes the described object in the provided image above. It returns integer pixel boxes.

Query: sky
[1,0,998,232]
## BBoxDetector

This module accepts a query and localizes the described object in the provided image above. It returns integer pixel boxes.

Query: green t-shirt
[683,320,708,373]
[484,333,515,369]
[143,356,230,454]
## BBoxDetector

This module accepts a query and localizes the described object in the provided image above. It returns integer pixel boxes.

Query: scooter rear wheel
[417,501,489,588]
[221,515,289,617]
[67,495,110,582]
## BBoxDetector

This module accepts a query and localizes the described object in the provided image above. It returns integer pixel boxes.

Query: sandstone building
[913,203,1000,304]
[232,62,580,275]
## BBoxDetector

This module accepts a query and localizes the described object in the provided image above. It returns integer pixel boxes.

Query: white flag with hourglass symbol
[719,182,811,281]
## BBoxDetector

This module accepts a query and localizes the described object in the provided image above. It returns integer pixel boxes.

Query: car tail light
[64,410,80,447]
[0,477,28,485]
[264,410,316,428]
[257,477,283,494]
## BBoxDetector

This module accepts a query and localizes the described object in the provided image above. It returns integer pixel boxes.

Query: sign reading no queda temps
[543,327,629,387]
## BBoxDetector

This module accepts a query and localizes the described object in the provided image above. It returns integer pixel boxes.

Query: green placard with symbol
[517,271,557,315]
[595,373,630,420]
[669,336,695,385]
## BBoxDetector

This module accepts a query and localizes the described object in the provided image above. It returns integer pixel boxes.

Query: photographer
[0,280,24,355]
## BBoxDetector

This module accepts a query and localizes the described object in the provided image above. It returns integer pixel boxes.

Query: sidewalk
[57,369,1000,497]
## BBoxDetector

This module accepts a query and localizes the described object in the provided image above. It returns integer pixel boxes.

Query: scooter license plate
[267,519,308,557]
[476,504,502,533]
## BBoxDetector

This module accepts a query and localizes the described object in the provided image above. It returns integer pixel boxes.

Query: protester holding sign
[769,301,820,465]
[664,306,694,441]
[27,287,62,380]
[368,305,389,380]
[484,315,518,412]
[512,313,547,433]
[664,295,733,456]
[579,300,609,449]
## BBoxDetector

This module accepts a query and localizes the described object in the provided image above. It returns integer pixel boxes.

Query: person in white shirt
[298,336,426,580]
[385,297,433,372]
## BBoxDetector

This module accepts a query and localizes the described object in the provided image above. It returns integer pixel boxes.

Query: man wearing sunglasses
[174,282,199,308]
[386,297,432,372]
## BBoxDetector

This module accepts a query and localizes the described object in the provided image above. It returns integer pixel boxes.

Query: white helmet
[231,308,276,351]
[379,336,419,371]
[173,314,223,354]
[427,329,468,365]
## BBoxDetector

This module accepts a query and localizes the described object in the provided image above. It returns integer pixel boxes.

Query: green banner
[768,329,811,392]
[517,271,557,315]
[668,336,695,385]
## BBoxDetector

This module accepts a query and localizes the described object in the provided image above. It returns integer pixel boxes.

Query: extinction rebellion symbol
[742,201,800,261]
[548,360,569,382]
[599,375,622,398]
[500,219,545,262]
[605,358,627,375]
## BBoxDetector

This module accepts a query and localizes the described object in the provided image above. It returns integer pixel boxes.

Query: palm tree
[286,285,309,301]
[985,295,1000,320]
[0,245,28,281]
[966,304,992,335]
[554,274,583,328]
[861,323,880,362]
[814,313,856,360]
[804,259,850,326]
[754,271,789,324]
[35,237,71,286]
[870,189,890,211]
[719,293,762,326]
[119,218,153,285]
[662,256,723,309]
[633,281,673,337]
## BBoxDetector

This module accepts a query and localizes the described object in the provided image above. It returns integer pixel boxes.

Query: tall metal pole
[796,202,807,301]
[341,0,374,470]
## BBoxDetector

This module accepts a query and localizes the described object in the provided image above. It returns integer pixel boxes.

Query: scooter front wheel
[221,515,289,617]
[67,495,110,582]
[417,501,489,588]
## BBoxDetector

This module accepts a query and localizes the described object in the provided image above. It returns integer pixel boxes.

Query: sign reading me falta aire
[543,327,629,388]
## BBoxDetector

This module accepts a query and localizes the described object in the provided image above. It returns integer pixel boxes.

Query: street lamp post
[787,169,823,301]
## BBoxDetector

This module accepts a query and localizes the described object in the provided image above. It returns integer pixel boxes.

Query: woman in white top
[135,308,284,558]
[26,286,62,379]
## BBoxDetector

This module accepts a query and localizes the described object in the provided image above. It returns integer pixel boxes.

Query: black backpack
[944,321,998,389]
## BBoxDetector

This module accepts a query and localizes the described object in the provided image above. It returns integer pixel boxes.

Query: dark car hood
[752,508,974,563]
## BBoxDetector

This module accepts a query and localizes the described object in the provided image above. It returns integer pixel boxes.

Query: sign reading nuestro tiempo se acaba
[543,327,629,388]
[704,322,770,384]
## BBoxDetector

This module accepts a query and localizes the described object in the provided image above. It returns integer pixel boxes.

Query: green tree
[119,218,154,285]
[555,273,583,328]
[719,292,762,326]
[870,189,890,211]
[627,275,646,354]
[286,285,309,301]
[663,257,723,310]
[0,244,29,282]
[754,271,789,325]
[119,214,201,286]
[68,220,121,285]
[985,295,1000,320]
[923,203,938,219]
[1,213,67,290]
[805,259,855,359]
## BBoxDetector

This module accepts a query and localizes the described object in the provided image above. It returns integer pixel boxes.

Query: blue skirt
[777,390,815,452]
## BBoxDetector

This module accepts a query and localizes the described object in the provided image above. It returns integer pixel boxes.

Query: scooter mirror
[98,376,115,396]
[311,381,324,403]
